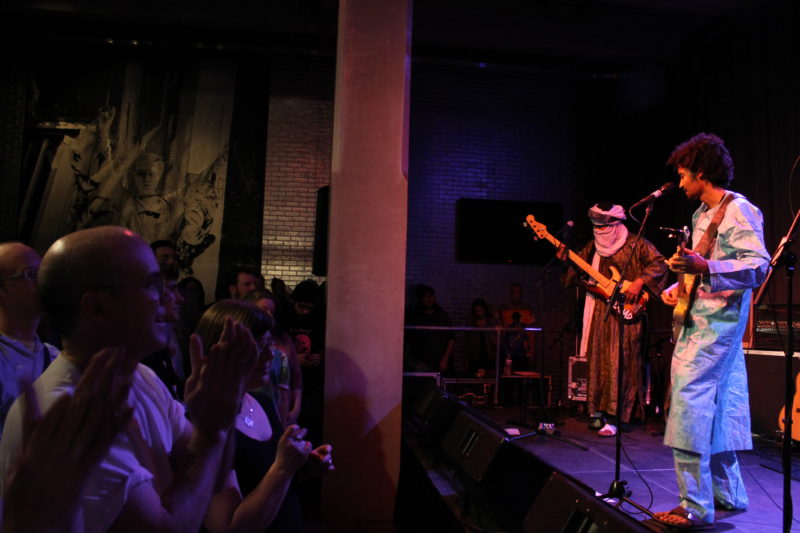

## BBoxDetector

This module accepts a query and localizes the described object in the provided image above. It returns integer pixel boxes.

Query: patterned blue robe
[664,192,769,454]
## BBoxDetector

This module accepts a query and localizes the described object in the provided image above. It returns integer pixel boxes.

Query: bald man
[0,242,58,438]
[0,226,258,532]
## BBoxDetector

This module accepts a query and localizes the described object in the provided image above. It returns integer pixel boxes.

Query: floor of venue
[402,398,800,533]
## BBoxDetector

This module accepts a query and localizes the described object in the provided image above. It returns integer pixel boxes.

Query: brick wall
[406,63,584,397]
[262,55,335,291]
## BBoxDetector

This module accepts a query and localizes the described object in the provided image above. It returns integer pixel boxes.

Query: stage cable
[740,449,800,525]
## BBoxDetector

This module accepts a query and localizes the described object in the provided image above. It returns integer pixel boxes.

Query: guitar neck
[542,233,611,286]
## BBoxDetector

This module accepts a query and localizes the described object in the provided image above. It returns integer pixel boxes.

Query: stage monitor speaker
[523,471,651,533]
[439,406,558,531]
[480,438,555,531]
[412,382,463,447]
[440,409,506,483]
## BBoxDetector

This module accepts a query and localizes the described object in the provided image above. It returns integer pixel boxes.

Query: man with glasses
[0,226,258,532]
[0,242,59,438]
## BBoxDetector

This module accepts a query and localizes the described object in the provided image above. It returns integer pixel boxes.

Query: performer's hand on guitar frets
[666,248,709,274]
[556,244,568,262]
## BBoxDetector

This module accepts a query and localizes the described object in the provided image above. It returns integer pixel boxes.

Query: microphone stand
[598,201,654,515]
[512,223,587,451]
[753,206,800,533]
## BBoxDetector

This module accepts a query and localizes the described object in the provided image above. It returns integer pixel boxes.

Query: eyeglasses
[0,266,38,283]
[92,274,166,295]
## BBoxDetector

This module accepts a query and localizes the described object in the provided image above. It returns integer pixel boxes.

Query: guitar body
[778,371,800,441]
[672,273,698,342]
[525,214,648,321]
[671,227,697,343]
[582,266,649,321]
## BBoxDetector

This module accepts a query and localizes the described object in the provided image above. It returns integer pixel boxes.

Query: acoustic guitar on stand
[778,373,800,441]
[525,214,648,321]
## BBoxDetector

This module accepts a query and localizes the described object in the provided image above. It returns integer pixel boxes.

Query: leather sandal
[653,506,715,530]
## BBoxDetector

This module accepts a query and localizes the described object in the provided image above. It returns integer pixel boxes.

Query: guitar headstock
[660,225,690,253]
[525,214,548,241]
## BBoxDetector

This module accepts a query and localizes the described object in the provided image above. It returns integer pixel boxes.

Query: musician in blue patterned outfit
[657,133,769,530]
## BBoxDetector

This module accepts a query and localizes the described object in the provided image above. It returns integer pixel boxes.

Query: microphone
[631,182,675,209]
[555,220,574,237]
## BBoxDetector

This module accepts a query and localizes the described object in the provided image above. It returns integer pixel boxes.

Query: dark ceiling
[3,0,773,73]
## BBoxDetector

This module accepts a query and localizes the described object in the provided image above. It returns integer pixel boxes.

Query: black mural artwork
[26,54,237,294]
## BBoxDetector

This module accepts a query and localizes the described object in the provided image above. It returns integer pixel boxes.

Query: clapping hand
[3,347,134,532]
[274,425,312,475]
[307,444,335,475]
[185,318,259,434]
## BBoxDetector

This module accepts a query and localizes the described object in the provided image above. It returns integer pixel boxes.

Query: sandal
[597,423,617,437]
[653,506,715,530]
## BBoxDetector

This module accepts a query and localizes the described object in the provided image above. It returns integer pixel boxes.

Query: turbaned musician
[559,203,668,437]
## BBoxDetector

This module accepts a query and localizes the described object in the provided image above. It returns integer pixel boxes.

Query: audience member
[176,275,206,382]
[0,243,59,438]
[228,268,262,300]
[0,225,257,531]
[497,282,535,327]
[497,282,535,368]
[141,263,185,399]
[1,348,133,532]
[463,298,498,377]
[270,277,291,322]
[245,289,303,427]
[502,311,531,372]
[403,283,455,372]
[151,239,179,271]
[286,279,325,447]
[196,300,332,533]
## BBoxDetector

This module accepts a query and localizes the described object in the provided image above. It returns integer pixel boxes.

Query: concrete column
[322,0,411,530]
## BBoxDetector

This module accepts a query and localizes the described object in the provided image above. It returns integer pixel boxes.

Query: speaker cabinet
[523,471,651,532]
[440,409,506,483]
[745,349,800,435]
[411,382,463,447]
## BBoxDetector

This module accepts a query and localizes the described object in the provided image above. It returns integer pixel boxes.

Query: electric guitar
[671,226,698,343]
[525,214,648,321]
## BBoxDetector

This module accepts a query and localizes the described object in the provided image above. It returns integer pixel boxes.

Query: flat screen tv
[455,198,564,265]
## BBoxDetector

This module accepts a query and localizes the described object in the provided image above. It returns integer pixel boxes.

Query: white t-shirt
[0,354,190,531]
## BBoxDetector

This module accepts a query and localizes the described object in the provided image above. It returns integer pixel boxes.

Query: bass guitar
[525,214,648,321]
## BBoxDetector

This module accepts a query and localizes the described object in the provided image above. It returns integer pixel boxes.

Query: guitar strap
[693,193,735,258]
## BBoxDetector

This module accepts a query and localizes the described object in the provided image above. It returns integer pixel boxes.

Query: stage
[400,397,800,533]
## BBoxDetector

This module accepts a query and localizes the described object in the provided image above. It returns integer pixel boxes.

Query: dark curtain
[673,0,800,305]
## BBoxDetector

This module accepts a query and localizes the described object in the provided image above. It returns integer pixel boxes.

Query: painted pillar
[322,0,411,530]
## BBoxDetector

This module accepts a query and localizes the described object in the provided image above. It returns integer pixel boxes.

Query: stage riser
[407,384,652,532]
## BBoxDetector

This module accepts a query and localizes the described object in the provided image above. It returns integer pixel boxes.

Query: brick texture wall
[262,55,335,290]
[407,63,584,399]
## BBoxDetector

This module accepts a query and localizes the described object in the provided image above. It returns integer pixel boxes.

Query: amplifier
[567,356,588,401]
[744,303,800,350]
